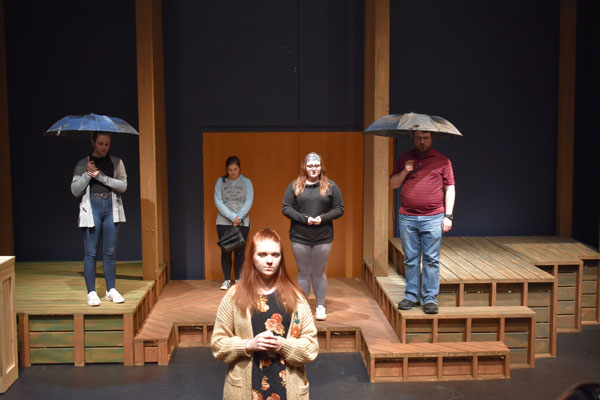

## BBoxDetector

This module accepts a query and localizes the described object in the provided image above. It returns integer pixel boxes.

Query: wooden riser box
[536,264,581,332]
[437,282,554,358]
[582,261,599,324]
[404,317,533,367]
[19,314,131,365]
[367,342,510,382]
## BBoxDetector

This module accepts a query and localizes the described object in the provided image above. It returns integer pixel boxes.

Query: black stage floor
[3,325,600,400]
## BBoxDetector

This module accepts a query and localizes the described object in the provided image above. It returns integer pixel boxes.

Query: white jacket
[71,156,127,227]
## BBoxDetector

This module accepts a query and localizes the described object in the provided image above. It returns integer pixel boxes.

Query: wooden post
[73,314,84,367]
[0,257,17,393]
[123,314,134,366]
[363,0,390,276]
[0,0,14,256]
[135,0,170,281]
[17,315,29,368]
[556,0,577,237]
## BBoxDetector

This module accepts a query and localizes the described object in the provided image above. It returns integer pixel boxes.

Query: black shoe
[398,299,418,310]
[423,302,438,314]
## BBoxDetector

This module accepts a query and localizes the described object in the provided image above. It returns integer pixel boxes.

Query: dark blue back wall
[6,1,596,277]
[163,0,364,279]
[573,0,600,249]
[5,0,141,261]
[390,0,559,237]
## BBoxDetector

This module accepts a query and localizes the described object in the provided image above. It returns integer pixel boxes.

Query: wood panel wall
[203,132,363,280]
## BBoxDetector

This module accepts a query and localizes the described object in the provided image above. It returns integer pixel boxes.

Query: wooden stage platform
[12,236,600,383]
[15,261,167,367]
[133,278,510,382]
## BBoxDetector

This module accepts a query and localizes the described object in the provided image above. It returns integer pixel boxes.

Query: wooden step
[365,341,510,382]
[490,236,600,327]
[394,306,535,368]
[385,237,557,357]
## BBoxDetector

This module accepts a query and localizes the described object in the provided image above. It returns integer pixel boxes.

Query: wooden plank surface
[15,262,154,315]
[136,279,398,356]
[490,236,600,264]
[398,306,535,320]
[391,237,555,284]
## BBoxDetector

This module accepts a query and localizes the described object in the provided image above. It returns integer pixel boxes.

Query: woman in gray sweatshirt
[282,152,344,321]
[214,156,254,290]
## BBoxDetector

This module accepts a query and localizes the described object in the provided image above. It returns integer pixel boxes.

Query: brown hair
[292,153,330,197]
[222,155,241,182]
[233,228,304,314]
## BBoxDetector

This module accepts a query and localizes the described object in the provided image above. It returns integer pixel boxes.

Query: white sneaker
[315,305,327,321]
[87,291,101,307]
[105,288,125,303]
[220,280,231,290]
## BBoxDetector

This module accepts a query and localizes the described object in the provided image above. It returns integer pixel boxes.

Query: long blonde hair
[292,153,330,197]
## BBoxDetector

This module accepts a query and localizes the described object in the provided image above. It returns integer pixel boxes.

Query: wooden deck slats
[489,236,600,327]
[390,236,555,285]
[442,242,507,281]
[134,276,509,382]
[382,238,558,359]
[15,262,158,366]
[385,235,600,357]
[453,237,553,281]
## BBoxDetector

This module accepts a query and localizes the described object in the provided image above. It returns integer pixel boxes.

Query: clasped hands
[245,330,282,353]
[306,215,321,225]
[87,161,100,178]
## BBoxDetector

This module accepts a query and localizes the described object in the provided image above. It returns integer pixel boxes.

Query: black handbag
[217,224,246,251]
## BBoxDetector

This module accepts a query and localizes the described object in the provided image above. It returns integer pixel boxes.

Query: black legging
[216,225,250,281]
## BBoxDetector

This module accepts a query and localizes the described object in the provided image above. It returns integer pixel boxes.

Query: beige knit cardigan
[211,286,319,400]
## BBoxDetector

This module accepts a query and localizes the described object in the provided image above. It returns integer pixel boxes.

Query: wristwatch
[444,214,453,220]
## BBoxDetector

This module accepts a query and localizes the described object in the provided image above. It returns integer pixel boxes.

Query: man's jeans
[83,196,120,293]
[398,213,444,305]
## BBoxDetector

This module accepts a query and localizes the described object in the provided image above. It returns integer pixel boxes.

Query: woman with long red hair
[211,228,319,400]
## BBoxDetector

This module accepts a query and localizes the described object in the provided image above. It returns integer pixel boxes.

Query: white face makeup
[305,163,321,181]
[253,239,282,280]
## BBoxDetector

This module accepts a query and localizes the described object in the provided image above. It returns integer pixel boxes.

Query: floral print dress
[251,291,291,400]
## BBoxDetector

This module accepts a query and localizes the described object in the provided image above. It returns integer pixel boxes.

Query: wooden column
[0,0,14,256]
[363,0,390,276]
[556,0,577,237]
[135,0,170,281]
[0,256,18,393]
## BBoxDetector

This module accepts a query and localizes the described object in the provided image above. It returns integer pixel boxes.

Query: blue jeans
[398,213,444,304]
[83,196,120,293]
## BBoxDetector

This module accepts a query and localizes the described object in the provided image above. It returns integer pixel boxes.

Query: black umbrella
[363,112,463,138]
[44,113,139,137]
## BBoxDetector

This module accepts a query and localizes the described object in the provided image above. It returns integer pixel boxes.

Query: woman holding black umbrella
[71,132,127,306]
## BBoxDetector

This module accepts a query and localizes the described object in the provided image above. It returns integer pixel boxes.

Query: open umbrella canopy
[363,112,462,138]
[44,113,139,137]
